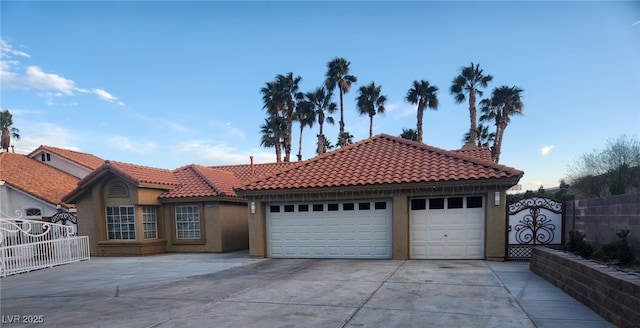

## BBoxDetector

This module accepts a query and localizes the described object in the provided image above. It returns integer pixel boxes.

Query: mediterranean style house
[60,134,524,260]
[0,146,103,234]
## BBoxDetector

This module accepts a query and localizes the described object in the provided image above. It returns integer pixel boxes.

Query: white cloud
[169,140,272,166]
[632,20,640,27]
[24,66,80,95]
[92,88,125,106]
[541,145,554,156]
[0,39,30,59]
[107,136,158,155]
[210,121,246,140]
[1,38,124,106]
[12,122,78,154]
[385,103,415,119]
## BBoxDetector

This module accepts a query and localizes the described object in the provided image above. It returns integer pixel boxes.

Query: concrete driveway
[0,251,612,328]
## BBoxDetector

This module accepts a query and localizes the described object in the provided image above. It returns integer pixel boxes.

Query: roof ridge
[189,164,226,196]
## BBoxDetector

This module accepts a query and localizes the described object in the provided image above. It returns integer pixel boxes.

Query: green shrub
[568,231,594,257]
[598,228,636,265]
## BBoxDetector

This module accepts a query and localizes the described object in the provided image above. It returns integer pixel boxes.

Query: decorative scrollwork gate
[507,197,563,260]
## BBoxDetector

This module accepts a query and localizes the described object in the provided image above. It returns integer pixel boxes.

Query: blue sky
[1,1,638,192]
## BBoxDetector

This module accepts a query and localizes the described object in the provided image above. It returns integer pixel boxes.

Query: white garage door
[410,196,485,259]
[266,200,392,259]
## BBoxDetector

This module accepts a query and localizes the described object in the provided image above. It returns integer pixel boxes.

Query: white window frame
[175,205,200,239]
[106,205,136,240]
[142,206,158,239]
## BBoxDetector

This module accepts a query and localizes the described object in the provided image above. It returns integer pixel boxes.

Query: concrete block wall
[564,193,640,254]
[531,247,640,328]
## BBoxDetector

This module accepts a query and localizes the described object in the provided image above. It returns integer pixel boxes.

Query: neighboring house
[62,161,291,256]
[28,145,105,179]
[0,152,80,233]
[237,134,524,261]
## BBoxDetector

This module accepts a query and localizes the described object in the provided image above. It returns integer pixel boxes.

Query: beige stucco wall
[244,185,510,260]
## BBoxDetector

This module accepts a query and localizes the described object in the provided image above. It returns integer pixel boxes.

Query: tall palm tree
[293,101,316,161]
[449,62,493,143]
[405,80,439,143]
[462,123,495,148]
[259,116,285,162]
[0,109,20,152]
[400,128,418,141]
[303,87,337,154]
[325,57,357,147]
[479,85,524,162]
[260,81,284,162]
[356,82,387,138]
[274,72,303,162]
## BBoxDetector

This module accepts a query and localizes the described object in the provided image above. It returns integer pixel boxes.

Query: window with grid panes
[106,206,136,240]
[175,205,200,239]
[142,206,157,239]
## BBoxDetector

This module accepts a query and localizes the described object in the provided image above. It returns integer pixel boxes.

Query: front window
[25,208,42,217]
[176,205,200,239]
[106,206,135,240]
[142,206,157,239]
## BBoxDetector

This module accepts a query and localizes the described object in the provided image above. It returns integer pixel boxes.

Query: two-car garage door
[266,200,392,259]
[265,195,486,259]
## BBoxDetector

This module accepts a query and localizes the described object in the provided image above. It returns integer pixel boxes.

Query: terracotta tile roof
[28,145,104,170]
[239,134,524,191]
[161,165,242,199]
[0,152,79,208]
[212,162,298,184]
[451,145,494,162]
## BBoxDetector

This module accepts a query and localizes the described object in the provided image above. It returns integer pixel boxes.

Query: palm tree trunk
[318,116,325,154]
[416,101,425,143]
[469,89,478,142]
[275,132,282,163]
[297,125,304,161]
[339,87,345,146]
[369,114,374,137]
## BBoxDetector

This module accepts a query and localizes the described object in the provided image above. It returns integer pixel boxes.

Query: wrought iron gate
[507,197,563,260]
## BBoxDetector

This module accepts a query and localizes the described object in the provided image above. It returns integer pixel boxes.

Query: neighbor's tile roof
[452,146,494,162]
[80,160,180,187]
[212,162,298,184]
[239,134,524,191]
[161,165,242,198]
[0,152,79,208]
[28,145,104,170]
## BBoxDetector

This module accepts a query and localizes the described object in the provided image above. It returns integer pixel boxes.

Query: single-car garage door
[266,200,392,259]
[410,196,485,259]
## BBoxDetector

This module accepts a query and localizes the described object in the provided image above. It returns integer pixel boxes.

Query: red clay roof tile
[161,165,242,198]
[0,152,79,208]
[212,162,298,184]
[239,134,524,191]
[28,145,104,170]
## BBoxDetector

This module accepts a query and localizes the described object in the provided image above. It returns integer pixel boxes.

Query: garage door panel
[267,200,392,259]
[410,196,485,259]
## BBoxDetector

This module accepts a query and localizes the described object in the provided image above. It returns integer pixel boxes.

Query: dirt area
[586,254,640,274]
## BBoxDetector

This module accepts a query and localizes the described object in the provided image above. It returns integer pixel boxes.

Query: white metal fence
[0,218,90,277]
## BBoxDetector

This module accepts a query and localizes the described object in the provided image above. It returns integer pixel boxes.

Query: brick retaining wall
[530,247,640,328]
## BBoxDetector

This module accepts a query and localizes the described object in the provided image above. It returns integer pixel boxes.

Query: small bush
[597,228,636,265]
[568,231,594,257]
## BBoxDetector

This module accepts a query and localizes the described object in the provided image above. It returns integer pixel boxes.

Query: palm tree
[356,82,387,138]
[479,85,524,162]
[325,57,357,147]
[274,72,303,162]
[259,116,285,161]
[337,131,354,147]
[449,62,493,143]
[462,123,495,148]
[317,138,335,154]
[0,109,20,152]
[260,81,284,162]
[405,80,439,143]
[400,128,418,141]
[293,101,316,161]
[303,87,337,154]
